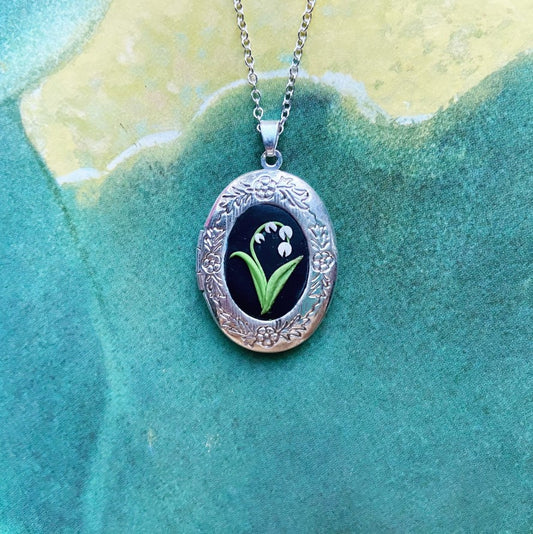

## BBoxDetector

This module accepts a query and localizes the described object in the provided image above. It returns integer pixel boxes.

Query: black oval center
[225,204,309,320]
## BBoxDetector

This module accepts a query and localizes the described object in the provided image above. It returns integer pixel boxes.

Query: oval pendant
[197,169,337,353]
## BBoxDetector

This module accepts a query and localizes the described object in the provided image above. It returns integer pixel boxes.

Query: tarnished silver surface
[197,169,337,353]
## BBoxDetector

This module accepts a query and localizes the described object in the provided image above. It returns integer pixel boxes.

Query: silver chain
[233,0,316,134]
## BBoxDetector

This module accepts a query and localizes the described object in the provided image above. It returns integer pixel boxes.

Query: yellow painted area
[20,0,533,181]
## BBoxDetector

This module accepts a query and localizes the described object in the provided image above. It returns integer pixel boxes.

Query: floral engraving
[256,326,280,347]
[277,180,310,210]
[199,226,225,298]
[312,250,335,273]
[202,252,221,274]
[219,181,254,214]
[204,272,225,301]
[218,308,256,347]
[253,174,278,201]
[309,223,331,252]
[219,173,310,215]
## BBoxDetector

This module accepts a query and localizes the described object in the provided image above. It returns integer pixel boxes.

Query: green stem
[249,221,285,267]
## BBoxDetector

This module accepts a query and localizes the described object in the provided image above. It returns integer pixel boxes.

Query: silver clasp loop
[261,149,283,170]
[259,120,281,158]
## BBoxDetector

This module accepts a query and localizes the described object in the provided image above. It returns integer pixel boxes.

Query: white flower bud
[279,225,293,240]
[254,233,265,244]
[264,222,278,233]
[278,241,292,257]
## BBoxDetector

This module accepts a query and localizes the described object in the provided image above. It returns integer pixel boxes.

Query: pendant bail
[260,120,281,158]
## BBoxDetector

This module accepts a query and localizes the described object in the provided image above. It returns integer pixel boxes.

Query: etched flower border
[197,170,337,352]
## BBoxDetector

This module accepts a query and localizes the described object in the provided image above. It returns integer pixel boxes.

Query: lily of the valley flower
[279,225,293,240]
[278,241,292,257]
[231,219,302,315]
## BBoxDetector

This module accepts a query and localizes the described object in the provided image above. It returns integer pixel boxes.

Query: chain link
[233,0,316,134]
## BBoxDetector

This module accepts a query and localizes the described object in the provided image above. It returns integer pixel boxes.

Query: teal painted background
[0,0,110,101]
[0,1,532,532]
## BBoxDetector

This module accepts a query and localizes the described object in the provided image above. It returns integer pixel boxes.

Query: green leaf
[262,255,303,314]
[229,251,267,308]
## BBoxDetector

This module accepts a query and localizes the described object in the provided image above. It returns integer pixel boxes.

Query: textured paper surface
[18,0,533,181]
[1,0,532,531]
